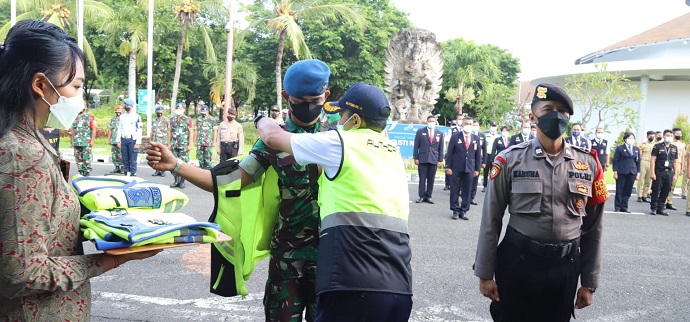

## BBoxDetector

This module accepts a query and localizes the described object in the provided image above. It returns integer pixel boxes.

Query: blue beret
[175,102,185,108]
[155,105,164,111]
[124,98,135,106]
[283,59,330,98]
[200,105,209,111]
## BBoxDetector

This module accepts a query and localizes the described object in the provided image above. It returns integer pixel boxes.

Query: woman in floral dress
[0,20,159,321]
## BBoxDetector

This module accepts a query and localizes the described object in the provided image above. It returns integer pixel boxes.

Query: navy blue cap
[155,105,164,111]
[323,83,391,121]
[532,83,574,115]
[200,105,209,111]
[124,98,135,106]
[283,59,330,98]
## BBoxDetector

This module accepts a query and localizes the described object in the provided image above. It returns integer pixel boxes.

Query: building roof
[575,12,690,65]
[515,81,534,107]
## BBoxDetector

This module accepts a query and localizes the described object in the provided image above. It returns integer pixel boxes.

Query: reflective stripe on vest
[321,212,408,234]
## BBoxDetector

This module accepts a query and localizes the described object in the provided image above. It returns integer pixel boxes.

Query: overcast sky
[388,0,690,81]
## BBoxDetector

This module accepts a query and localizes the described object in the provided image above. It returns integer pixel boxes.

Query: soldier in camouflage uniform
[151,105,170,177]
[193,105,217,170]
[169,102,192,188]
[108,105,123,174]
[71,104,97,176]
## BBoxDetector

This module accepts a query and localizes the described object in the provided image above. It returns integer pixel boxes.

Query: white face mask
[521,128,530,136]
[471,126,479,134]
[43,79,85,130]
[463,125,473,133]
[596,133,603,139]
[175,109,184,116]
[625,138,635,146]
[490,126,498,133]
[427,122,436,130]
[337,114,355,131]
[502,131,509,137]
[665,136,673,143]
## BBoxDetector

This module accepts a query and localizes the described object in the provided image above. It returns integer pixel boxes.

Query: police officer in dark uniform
[591,128,609,171]
[470,120,487,205]
[474,83,609,322]
[649,129,680,216]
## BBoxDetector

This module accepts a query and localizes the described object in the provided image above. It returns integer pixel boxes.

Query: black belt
[504,227,579,259]
[656,168,673,172]
[221,141,238,146]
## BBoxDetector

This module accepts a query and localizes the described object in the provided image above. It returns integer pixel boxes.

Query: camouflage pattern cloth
[151,116,170,144]
[72,112,94,175]
[249,118,321,322]
[195,115,216,170]
[109,115,122,167]
[172,147,189,163]
[170,115,192,149]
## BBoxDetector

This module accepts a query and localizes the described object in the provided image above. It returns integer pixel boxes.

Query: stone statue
[384,28,443,124]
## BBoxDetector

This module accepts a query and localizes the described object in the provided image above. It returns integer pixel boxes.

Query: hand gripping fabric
[208,157,280,297]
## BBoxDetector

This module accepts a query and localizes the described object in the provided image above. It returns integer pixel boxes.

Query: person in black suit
[612,132,641,212]
[509,122,535,146]
[565,122,591,150]
[470,120,487,205]
[413,115,444,203]
[489,126,511,163]
[444,121,461,190]
[446,116,482,220]
[591,127,610,171]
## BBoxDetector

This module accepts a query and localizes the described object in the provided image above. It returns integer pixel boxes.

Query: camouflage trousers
[111,144,122,167]
[263,256,317,322]
[172,147,189,163]
[74,145,92,175]
[196,146,213,170]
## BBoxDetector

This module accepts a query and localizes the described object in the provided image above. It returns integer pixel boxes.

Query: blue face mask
[572,131,581,137]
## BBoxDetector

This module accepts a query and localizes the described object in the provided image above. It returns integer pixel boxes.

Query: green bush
[242,122,259,148]
[671,114,690,142]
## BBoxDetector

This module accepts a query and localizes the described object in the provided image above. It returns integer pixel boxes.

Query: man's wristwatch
[172,158,183,175]
[587,287,596,294]
[253,114,265,128]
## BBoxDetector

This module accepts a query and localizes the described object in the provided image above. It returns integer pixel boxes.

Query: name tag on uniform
[665,161,669,167]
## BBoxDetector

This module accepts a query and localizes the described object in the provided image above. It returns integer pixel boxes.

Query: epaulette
[570,144,591,154]
[502,139,532,156]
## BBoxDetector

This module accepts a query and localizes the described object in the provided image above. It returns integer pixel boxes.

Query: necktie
[504,136,509,147]
[465,134,470,150]
[429,130,433,143]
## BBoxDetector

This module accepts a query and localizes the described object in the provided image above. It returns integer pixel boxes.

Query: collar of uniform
[284,116,321,134]
[532,139,573,159]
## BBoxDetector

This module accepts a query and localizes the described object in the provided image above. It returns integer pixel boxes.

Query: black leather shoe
[637,197,643,202]
[666,204,677,210]
[443,186,450,191]
[682,195,687,200]
[657,210,669,216]
[415,198,424,203]
[642,197,648,203]
[459,214,469,221]
[686,212,690,217]
[649,211,657,215]
[424,198,434,204]
[451,212,459,220]
[621,208,630,213]
[482,187,486,192]
[470,201,478,205]
[614,208,620,212]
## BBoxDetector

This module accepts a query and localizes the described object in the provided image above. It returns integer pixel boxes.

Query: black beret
[532,83,574,115]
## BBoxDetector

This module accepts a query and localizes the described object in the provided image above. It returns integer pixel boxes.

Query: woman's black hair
[0,19,85,138]
[623,132,635,140]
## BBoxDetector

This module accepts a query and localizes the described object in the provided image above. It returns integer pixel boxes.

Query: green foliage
[671,114,690,142]
[564,63,642,135]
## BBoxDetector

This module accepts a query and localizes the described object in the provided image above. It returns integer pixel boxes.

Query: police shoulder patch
[489,163,502,180]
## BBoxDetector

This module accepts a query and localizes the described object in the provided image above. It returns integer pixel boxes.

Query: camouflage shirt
[169,115,192,149]
[240,118,321,261]
[195,115,217,147]
[151,116,170,144]
[108,115,120,145]
[71,113,94,147]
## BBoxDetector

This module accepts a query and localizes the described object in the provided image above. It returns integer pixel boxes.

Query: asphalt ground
[77,162,690,322]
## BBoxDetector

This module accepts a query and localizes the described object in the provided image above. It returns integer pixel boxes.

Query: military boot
[109,166,120,174]
[170,174,180,188]
[152,171,159,176]
[159,170,166,177]
[177,177,186,189]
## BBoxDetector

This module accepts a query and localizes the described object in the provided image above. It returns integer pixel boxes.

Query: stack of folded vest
[73,175,221,251]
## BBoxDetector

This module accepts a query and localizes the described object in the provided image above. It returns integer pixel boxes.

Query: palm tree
[265,0,365,109]
[0,0,114,74]
[169,0,227,107]
[443,40,500,115]
[203,29,258,107]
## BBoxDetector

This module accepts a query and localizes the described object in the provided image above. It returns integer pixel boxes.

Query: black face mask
[675,135,682,140]
[271,112,279,119]
[289,101,323,123]
[227,116,234,122]
[536,111,569,140]
[115,112,121,117]
[657,137,662,141]
[156,112,162,117]
[124,106,131,112]
[648,137,654,142]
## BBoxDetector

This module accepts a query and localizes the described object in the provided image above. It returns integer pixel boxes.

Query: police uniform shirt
[474,139,609,288]
[651,143,678,170]
[218,121,243,143]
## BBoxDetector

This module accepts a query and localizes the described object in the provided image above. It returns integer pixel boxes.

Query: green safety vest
[72,175,189,212]
[316,129,412,295]
[208,157,280,297]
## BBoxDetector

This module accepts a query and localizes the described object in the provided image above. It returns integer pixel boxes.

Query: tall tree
[262,0,365,109]
[565,63,642,135]
[0,0,115,74]
[169,0,226,107]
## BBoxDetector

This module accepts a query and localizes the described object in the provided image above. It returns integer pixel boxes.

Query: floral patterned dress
[0,121,104,321]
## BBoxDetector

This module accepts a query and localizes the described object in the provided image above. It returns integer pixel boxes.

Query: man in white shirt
[116,98,143,176]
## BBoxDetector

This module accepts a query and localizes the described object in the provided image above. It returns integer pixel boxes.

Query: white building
[531,12,690,142]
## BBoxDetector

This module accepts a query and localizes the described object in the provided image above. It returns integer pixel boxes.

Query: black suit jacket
[413,127,444,164]
[612,144,640,175]
[509,133,534,146]
[446,132,482,173]
[565,136,591,150]
[490,136,511,163]
[591,139,609,167]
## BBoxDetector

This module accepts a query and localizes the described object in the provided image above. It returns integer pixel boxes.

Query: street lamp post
[146,0,154,138]
[10,0,16,26]
[223,0,234,119]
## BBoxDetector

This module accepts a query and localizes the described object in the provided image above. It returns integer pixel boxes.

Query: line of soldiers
[636,128,689,216]
[107,102,244,189]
